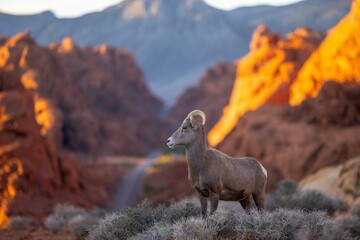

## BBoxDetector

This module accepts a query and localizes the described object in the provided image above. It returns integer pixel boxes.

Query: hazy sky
[0,0,303,18]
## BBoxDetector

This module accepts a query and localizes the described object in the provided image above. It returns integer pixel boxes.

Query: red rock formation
[0,33,165,155]
[218,82,360,190]
[168,62,236,130]
[290,0,360,105]
[0,71,110,227]
[208,26,323,146]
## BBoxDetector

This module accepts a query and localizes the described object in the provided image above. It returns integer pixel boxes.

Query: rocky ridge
[0,71,110,227]
[208,26,323,146]
[0,32,166,155]
[167,62,236,130]
[218,82,360,189]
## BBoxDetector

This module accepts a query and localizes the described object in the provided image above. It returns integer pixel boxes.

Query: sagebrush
[88,198,359,240]
[44,204,105,238]
[265,179,348,214]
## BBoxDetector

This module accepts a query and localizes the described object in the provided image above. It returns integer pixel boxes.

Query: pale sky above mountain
[0,0,303,18]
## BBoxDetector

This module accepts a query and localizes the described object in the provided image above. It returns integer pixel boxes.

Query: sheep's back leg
[198,193,208,218]
[252,191,265,210]
[210,192,219,215]
[239,195,252,212]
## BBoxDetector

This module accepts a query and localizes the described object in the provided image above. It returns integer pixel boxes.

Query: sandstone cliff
[210,0,360,147]
[218,82,360,189]
[0,33,165,155]
[0,71,109,227]
[167,62,236,130]
[208,26,323,146]
[290,0,360,105]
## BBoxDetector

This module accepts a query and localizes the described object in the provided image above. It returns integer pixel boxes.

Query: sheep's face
[167,118,201,148]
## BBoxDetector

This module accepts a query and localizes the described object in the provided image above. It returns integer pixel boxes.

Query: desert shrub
[161,201,200,223]
[9,216,30,230]
[70,214,100,239]
[265,179,298,210]
[130,222,173,240]
[265,179,348,215]
[44,204,86,232]
[209,211,238,239]
[276,179,298,196]
[89,198,347,240]
[333,204,360,239]
[89,201,162,240]
[173,217,220,240]
[89,207,107,218]
[290,190,348,214]
[350,203,360,218]
[265,192,286,210]
[44,203,105,238]
[235,209,332,240]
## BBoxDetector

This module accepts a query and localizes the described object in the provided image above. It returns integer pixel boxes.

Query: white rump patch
[259,162,267,177]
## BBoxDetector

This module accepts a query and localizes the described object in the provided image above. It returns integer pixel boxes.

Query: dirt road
[110,150,160,211]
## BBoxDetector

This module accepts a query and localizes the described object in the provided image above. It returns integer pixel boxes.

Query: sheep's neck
[185,133,207,172]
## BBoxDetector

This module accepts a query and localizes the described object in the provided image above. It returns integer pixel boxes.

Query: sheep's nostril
[167,139,170,143]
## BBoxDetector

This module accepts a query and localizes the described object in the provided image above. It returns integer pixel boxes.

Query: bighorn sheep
[167,110,267,217]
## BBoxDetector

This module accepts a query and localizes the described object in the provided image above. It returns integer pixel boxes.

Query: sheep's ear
[190,116,197,129]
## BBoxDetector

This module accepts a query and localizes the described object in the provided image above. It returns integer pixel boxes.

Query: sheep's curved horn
[187,109,206,126]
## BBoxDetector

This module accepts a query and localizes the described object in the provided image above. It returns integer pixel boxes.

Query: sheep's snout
[167,137,175,148]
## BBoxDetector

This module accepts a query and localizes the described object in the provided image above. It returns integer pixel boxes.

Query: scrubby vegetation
[87,179,359,240]
[88,200,359,240]
[265,179,348,214]
[89,201,360,240]
[8,179,350,239]
[8,216,31,230]
[44,204,106,239]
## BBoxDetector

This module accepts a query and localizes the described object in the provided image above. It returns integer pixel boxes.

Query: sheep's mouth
[167,141,180,148]
[167,143,176,148]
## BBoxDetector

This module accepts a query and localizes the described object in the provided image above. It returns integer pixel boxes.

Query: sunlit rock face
[218,82,360,190]
[0,32,166,155]
[167,62,236,130]
[290,0,360,105]
[208,26,323,146]
[0,71,108,227]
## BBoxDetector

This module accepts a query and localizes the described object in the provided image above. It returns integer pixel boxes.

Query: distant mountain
[167,62,236,130]
[0,0,351,104]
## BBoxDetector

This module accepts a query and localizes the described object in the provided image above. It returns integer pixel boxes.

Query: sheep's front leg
[210,192,219,215]
[198,193,207,218]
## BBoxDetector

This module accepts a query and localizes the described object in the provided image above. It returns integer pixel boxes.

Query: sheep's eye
[182,126,188,131]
